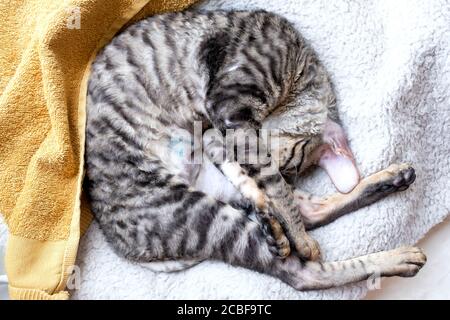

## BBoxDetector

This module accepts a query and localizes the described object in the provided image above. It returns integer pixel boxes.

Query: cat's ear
[315,119,360,194]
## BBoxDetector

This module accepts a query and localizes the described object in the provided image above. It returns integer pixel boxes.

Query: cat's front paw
[267,217,291,259]
[295,233,321,262]
[275,234,291,259]
[257,213,291,259]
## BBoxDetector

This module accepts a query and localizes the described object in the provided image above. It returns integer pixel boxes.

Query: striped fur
[85,10,426,289]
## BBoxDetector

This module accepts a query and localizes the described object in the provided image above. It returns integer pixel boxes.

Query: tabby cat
[85,9,426,290]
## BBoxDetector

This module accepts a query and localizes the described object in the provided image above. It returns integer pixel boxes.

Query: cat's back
[87,9,301,109]
[85,9,307,148]
[87,11,213,109]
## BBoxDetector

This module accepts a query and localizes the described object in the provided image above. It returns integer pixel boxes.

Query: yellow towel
[0,0,197,300]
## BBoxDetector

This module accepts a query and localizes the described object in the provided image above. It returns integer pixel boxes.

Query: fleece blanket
[69,0,450,300]
[1,0,449,300]
[0,0,197,300]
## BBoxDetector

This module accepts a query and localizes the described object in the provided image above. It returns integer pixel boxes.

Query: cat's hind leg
[89,153,425,290]
[277,246,426,290]
[294,163,416,230]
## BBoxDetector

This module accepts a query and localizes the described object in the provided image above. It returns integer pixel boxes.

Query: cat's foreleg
[203,129,321,261]
[294,163,416,230]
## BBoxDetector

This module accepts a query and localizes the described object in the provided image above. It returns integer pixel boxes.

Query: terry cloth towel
[0,0,197,300]
[65,0,448,299]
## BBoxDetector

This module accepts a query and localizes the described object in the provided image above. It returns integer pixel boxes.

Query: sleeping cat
[85,9,426,290]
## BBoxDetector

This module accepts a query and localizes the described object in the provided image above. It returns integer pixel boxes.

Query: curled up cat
[85,9,426,291]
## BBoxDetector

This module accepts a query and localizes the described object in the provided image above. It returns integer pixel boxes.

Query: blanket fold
[0,0,197,300]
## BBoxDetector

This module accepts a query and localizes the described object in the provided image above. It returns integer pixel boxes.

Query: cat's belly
[194,155,242,204]
[159,126,241,203]
[140,132,244,274]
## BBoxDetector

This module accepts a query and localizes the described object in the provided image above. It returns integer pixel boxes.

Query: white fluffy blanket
[2,0,450,300]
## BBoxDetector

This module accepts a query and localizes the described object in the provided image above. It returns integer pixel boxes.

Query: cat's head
[258,40,359,193]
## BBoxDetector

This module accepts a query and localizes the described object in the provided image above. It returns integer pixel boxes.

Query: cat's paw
[385,163,416,191]
[266,232,291,259]
[267,217,291,259]
[378,246,427,278]
[275,235,291,259]
[259,215,291,259]
[366,163,416,195]
[295,233,321,262]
